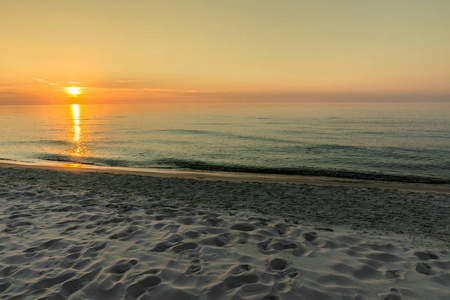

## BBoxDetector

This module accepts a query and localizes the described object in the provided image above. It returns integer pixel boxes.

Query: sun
[66,86,82,96]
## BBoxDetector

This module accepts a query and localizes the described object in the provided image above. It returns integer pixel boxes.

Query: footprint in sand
[303,231,326,246]
[271,239,298,251]
[107,259,138,274]
[414,251,439,261]
[83,241,107,258]
[109,225,140,240]
[229,264,254,275]
[151,234,185,252]
[61,267,101,296]
[23,238,63,253]
[29,271,75,291]
[151,241,173,252]
[230,223,257,232]
[176,217,196,225]
[415,262,438,276]
[268,258,289,271]
[378,288,404,300]
[207,273,260,298]
[172,242,199,253]
[223,274,260,289]
[201,232,240,248]
[60,252,82,269]
[199,217,222,226]
[185,264,202,275]
[184,231,201,239]
[352,264,382,280]
[125,276,162,299]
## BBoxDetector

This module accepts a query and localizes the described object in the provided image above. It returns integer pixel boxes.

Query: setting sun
[66,87,82,96]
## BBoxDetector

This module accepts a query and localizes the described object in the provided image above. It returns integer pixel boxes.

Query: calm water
[1,102,449,183]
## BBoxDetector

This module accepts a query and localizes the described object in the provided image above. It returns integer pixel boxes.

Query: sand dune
[0,166,449,299]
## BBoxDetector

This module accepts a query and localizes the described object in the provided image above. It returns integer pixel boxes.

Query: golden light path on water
[69,104,84,167]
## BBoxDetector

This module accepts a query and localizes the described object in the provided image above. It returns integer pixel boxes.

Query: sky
[1,0,449,104]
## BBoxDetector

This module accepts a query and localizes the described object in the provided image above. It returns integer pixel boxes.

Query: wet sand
[0,164,449,299]
[1,161,449,193]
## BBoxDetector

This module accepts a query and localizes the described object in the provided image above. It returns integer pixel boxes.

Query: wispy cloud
[34,78,60,86]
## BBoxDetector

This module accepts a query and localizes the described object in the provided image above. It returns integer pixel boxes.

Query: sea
[1,102,449,184]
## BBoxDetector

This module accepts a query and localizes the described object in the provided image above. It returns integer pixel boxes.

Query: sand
[0,165,449,299]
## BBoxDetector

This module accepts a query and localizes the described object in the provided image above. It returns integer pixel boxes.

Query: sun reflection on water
[70,104,84,161]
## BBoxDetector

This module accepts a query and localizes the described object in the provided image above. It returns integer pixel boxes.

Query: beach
[0,164,449,299]
[3,0,450,299]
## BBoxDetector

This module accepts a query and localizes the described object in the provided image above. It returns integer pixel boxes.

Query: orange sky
[1,1,449,104]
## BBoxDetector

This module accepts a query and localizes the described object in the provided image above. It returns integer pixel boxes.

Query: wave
[0,157,15,161]
[155,158,449,184]
[34,153,449,184]
[36,153,133,167]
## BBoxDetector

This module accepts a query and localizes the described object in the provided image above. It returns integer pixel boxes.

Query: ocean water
[1,102,449,184]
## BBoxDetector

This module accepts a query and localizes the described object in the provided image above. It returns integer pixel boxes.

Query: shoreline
[1,161,449,194]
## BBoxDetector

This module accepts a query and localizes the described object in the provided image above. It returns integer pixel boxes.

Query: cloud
[34,78,60,86]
